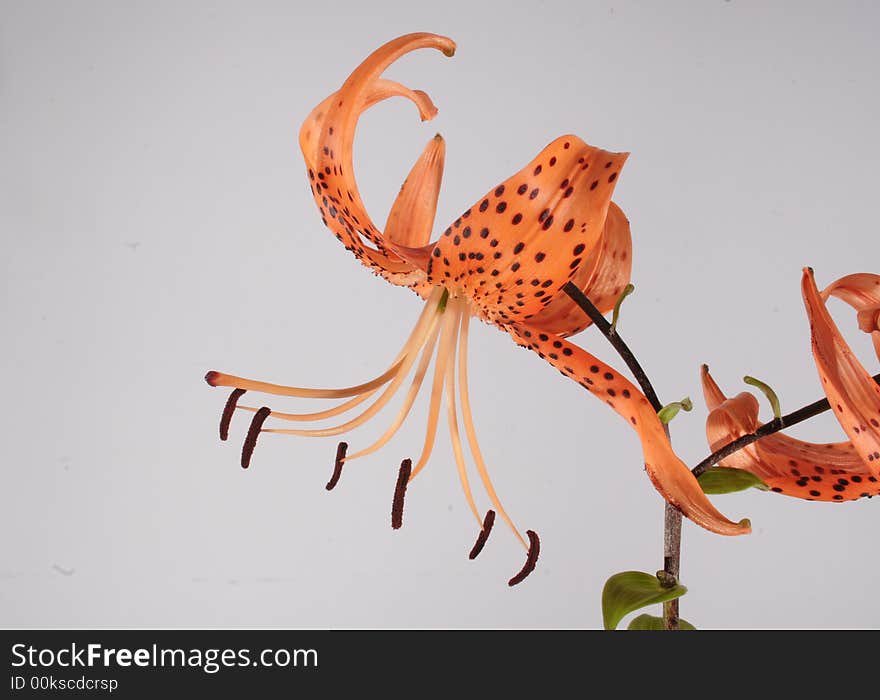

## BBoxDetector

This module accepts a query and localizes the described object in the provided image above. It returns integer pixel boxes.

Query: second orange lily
[703,269,880,501]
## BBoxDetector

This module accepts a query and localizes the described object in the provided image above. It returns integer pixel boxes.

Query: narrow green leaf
[657,403,681,424]
[627,614,697,630]
[743,375,781,419]
[657,397,692,424]
[601,571,687,630]
[610,283,635,335]
[698,466,769,494]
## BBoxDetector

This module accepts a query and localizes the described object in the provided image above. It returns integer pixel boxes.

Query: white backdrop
[2,0,878,628]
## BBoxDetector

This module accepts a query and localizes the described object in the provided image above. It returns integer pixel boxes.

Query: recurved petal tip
[645,459,752,537]
[410,89,438,121]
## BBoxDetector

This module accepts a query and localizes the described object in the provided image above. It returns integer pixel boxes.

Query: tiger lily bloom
[701,269,880,501]
[205,32,749,585]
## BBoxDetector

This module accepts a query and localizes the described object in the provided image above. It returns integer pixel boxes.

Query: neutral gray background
[2,0,878,629]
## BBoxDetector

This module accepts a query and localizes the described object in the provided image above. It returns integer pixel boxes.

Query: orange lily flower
[701,269,880,501]
[206,32,749,584]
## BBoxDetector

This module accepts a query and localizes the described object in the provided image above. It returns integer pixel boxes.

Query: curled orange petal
[297,33,455,292]
[510,324,750,536]
[803,268,880,477]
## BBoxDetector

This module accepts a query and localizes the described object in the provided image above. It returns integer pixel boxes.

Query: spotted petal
[298,33,455,294]
[508,324,751,536]
[803,268,880,476]
[421,135,628,328]
[526,201,632,336]
[702,366,879,501]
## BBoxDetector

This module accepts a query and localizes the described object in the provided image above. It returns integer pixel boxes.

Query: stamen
[205,363,404,399]
[344,321,442,461]
[204,287,445,399]
[391,458,413,529]
[241,406,271,469]
[262,310,440,438]
[326,442,347,491]
[469,510,496,560]
[442,299,482,525]
[237,390,375,423]
[220,388,246,440]
[410,295,459,479]
[508,530,540,586]
[457,307,527,548]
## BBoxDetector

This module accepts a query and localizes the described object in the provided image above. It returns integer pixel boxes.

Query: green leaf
[601,571,688,630]
[698,466,769,494]
[610,283,635,334]
[657,397,693,424]
[627,614,697,630]
[744,375,782,419]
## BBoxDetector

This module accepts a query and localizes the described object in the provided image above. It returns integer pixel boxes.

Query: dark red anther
[469,510,496,560]
[326,442,347,491]
[508,530,540,586]
[219,388,247,441]
[241,407,271,469]
[391,459,412,530]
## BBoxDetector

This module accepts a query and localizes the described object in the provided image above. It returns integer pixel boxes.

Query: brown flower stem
[661,504,682,630]
[562,282,682,630]
[691,372,880,478]
[562,282,663,412]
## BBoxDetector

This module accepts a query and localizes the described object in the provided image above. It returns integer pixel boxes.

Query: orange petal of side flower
[803,268,880,476]
[701,366,879,501]
[821,273,880,362]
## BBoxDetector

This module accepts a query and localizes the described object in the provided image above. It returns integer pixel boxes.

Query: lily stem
[692,372,880,478]
[562,282,663,411]
[562,282,682,631]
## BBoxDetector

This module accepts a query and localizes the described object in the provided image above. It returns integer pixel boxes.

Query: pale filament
[263,307,441,437]
[343,320,443,461]
[457,301,527,549]
[209,286,445,399]
[212,358,403,399]
[408,294,461,479]
[236,391,376,422]
[442,296,482,527]
[219,282,526,551]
